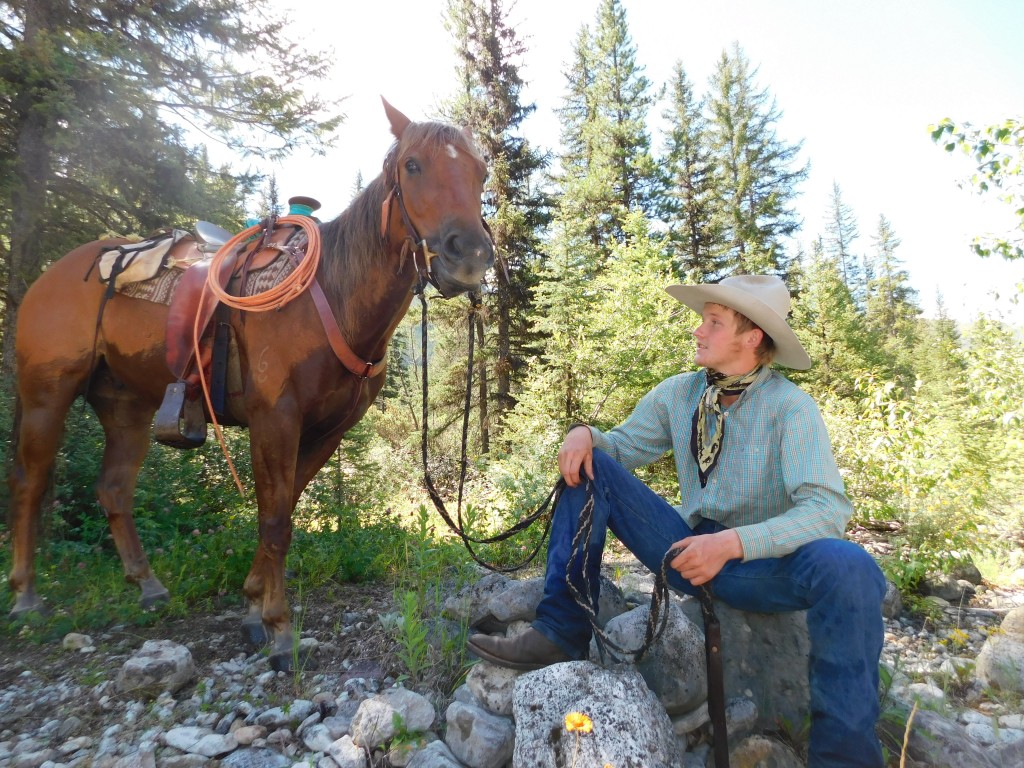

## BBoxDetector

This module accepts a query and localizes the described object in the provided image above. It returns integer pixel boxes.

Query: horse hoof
[269,645,319,673]
[241,620,272,649]
[10,595,49,619]
[139,586,170,611]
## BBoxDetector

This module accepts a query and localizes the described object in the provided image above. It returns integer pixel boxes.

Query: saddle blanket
[117,241,298,305]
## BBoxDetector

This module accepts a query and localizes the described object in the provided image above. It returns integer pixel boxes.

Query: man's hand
[669,530,743,586]
[558,426,594,487]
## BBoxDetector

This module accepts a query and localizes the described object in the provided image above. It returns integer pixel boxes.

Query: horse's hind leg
[7,387,80,616]
[89,383,169,609]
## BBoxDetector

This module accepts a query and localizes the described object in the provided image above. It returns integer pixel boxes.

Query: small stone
[220,747,292,768]
[62,633,94,651]
[163,726,237,757]
[302,723,336,753]
[233,726,267,746]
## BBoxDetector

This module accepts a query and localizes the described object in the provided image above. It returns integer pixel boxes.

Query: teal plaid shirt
[589,366,851,561]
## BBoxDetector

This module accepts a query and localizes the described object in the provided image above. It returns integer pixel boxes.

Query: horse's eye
[404,158,421,175]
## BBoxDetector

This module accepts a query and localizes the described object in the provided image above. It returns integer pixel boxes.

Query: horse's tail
[5,387,22,524]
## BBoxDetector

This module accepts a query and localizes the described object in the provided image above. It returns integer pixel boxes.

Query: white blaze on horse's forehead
[445,143,458,159]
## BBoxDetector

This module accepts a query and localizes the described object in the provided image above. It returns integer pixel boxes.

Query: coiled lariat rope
[195,215,323,495]
[204,215,322,310]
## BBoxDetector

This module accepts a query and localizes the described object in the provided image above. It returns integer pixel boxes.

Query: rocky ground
[0,532,1022,768]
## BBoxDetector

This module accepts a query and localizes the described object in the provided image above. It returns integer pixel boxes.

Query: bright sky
[262,0,1024,323]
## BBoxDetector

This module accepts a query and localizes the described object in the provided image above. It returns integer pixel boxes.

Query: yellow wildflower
[564,712,593,734]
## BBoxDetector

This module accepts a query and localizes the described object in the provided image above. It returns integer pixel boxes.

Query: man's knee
[802,538,886,604]
[590,448,621,475]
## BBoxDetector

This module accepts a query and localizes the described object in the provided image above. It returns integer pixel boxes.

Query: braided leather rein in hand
[565,479,715,663]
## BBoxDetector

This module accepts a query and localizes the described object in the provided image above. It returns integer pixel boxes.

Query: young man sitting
[468,274,886,767]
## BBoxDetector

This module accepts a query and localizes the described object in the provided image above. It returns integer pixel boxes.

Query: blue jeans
[533,450,886,768]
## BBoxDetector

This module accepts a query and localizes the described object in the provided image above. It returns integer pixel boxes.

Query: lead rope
[416,288,558,572]
[417,288,728,766]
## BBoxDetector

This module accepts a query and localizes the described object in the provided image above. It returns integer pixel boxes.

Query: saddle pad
[120,265,184,304]
[118,248,298,306]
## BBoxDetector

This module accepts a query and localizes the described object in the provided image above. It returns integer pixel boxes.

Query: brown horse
[7,99,493,670]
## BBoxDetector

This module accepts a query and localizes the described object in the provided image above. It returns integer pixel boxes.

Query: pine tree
[790,239,879,398]
[552,26,602,251]
[823,182,863,303]
[864,215,920,385]
[257,176,282,219]
[0,0,339,372]
[589,0,661,229]
[550,0,659,256]
[530,0,665,425]
[705,44,808,276]
[444,0,550,449]
[579,213,693,422]
[661,61,723,281]
[913,293,965,405]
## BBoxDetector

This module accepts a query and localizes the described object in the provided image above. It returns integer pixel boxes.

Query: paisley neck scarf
[690,366,763,487]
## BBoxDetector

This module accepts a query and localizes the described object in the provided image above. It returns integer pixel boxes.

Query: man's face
[692,303,756,373]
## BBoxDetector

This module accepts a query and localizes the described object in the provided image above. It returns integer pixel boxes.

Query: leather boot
[467,628,574,671]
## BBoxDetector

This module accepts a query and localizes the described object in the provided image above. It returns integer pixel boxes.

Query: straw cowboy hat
[665,274,811,370]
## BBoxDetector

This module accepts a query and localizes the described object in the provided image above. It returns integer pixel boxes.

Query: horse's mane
[317,120,484,310]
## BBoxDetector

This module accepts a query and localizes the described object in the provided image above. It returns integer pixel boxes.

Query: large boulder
[512,661,682,768]
[976,606,1024,694]
[678,597,810,732]
[476,574,628,627]
[442,572,512,628]
[594,600,707,714]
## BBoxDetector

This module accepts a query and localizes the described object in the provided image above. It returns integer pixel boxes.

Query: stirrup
[154,382,207,448]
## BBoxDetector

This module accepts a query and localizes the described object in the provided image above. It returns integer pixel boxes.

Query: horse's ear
[461,125,476,145]
[381,96,411,140]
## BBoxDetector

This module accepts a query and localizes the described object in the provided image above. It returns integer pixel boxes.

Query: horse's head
[381,98,494,298]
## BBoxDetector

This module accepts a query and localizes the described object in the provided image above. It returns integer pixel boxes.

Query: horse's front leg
[242,408,304,671]
[241,422,348,670]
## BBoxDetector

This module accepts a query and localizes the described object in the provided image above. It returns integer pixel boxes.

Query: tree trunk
[3,1,60,376]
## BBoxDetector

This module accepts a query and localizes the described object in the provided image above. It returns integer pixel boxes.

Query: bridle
[379,145,498,295]
[380,175,442,288]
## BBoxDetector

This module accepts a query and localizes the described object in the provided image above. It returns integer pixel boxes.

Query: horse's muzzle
[429,229,494,298]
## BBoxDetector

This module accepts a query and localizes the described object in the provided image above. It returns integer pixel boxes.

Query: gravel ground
[1,533,1022,767]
